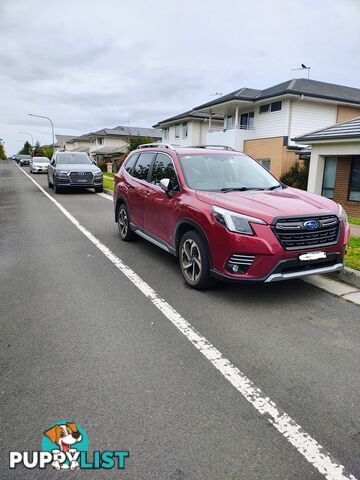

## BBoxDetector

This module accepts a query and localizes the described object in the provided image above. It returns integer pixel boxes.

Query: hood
[196,187,339,223]
[57,163,101,173]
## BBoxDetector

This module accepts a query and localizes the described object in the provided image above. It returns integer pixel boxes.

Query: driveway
[1,160,359,480]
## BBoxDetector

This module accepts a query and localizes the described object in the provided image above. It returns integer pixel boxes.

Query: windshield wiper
[221,187,265,192]
[266,184,282,191]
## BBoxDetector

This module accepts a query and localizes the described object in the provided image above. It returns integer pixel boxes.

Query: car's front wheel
[53,180,61,194]
[118,204,134,241]
[179,230,212,289]
[95,186,103,193]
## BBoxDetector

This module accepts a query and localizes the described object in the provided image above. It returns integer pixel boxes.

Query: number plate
[299,251,327,262]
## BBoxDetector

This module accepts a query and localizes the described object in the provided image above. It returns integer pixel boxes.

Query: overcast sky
[1,0,359,154]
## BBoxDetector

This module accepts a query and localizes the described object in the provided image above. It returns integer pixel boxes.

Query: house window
[240,112,254,129]
[226,115,233,129]
[163,128,169,141]
[175,124,181,138]
[259,159,271,171]
[349,156,360,201]
[259,101,282,114]
[322,157,337,199]
[97,137,104,145]
[182,122,188,137]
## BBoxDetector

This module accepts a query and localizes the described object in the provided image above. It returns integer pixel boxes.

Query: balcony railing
[209,124,254,133]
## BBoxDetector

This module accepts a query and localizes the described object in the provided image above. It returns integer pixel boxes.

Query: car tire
[117,204,134,241]
[48,176,53,188]
[53,181,61,194]
[95,186,103,193]
[179,230,213,289]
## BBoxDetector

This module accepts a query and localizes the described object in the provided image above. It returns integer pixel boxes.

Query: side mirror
[160,178,171,192]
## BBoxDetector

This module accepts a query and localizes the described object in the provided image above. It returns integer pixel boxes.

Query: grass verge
[349,216,360,226]
[345,237,360,270]
[103,174,114,191]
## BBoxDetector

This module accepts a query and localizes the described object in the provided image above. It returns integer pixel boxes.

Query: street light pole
[28,113,55,149]
[19,131,34,154]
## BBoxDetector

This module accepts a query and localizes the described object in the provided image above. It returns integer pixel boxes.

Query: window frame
[321,157,337,199]
[226,115,233,129]
[259,101,282,114]
[175,124,181,138]
[258,159,271,171]
[182,122,188,138]
[163,128,169,141]
[348,156,360,202]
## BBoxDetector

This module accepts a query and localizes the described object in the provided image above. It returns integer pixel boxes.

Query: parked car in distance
[18,155,32,166]
[30,156,50,173]
[47,151,103,194]
[113,143,350,289]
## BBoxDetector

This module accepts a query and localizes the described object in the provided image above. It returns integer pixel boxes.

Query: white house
[153,110,223,147]
[155,79,360,179]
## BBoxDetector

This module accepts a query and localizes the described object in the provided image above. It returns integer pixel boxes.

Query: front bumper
[211,253,344,283]
[209,220,347,283]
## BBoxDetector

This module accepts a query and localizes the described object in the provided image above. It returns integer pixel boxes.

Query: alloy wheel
[181,238,202,283]
[118,208,128,238]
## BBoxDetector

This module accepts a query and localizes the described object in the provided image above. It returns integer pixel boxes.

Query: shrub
[97,158,108,172]
[280,159,309,190]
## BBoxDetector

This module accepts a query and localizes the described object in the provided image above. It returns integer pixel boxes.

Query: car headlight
[212,205,266,235]
[57,170,68,176]
[337,203,348,224]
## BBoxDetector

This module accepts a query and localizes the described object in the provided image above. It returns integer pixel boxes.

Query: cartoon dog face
[44,423,82,453]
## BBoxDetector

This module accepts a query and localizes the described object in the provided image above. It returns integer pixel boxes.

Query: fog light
[232,264,240,273]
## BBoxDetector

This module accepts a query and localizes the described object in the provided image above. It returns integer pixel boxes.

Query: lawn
[349,216,360,226]
[345,237,360,270]
[103,172,114,191]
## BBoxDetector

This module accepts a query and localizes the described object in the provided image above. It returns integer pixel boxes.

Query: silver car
[29,156,50,174]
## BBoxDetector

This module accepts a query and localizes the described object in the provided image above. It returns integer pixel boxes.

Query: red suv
[114,144,349,288]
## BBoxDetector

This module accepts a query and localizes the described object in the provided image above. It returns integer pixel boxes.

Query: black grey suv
[47,151,103,194]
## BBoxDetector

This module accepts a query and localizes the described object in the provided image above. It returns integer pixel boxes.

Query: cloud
[0,0,359,154]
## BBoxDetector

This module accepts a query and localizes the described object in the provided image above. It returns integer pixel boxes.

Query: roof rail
[137,143,179,150]
[187,144,236,151]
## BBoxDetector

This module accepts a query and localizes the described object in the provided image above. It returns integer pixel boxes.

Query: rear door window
[132,153,154,181]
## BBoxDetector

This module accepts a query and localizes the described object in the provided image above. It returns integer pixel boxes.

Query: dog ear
[66,422,78,433]
[44,425,59,444]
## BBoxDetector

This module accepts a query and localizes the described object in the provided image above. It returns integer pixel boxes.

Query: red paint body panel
[114,147,348,282]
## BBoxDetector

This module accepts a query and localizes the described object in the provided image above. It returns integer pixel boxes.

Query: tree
[42,146,54,160]
[33,141,45,156]
[127,136,159,153]
[280,159,310,190]
[18,141,32,155]
[0,140,6,160]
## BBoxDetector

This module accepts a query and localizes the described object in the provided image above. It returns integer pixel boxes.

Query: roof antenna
[210,92,222,97]
[291,64,311,79]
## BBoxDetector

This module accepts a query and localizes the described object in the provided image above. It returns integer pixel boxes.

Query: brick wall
[243,136,299,179]
[333,156,360,216]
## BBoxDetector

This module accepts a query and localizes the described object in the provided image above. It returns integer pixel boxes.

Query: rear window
[124,153,139,174]
[132,153,154,181]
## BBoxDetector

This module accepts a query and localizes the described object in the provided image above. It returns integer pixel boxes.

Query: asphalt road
[1,160,359,480]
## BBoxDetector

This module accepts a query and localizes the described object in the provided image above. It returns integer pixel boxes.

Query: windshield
[33,157,50,163]
[179,153,281,192]
[57,153,92,164]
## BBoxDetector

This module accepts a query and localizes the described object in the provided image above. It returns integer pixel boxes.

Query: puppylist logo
[9,421,129,471]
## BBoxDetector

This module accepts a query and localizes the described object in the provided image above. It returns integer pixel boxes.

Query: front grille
[273,215,339,251]
[69,172,94,184]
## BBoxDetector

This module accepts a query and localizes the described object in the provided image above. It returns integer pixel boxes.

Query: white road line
[96,191,113,201]
[15,162,357,480]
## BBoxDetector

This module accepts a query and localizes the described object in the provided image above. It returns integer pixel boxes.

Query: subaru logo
[303,220,320,230]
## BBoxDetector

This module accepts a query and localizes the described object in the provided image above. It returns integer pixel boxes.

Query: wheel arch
[174,219,212,266]
[115,196,129,223]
